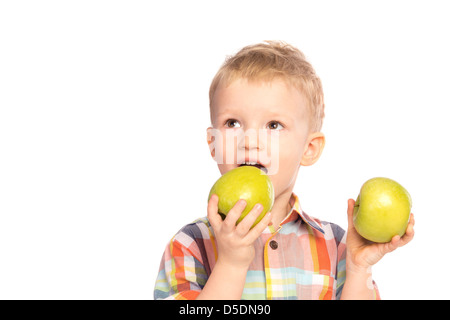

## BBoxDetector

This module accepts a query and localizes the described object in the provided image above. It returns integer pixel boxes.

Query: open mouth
[238,161,268,174]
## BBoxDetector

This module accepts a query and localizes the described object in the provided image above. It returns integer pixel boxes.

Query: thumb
[347,198,356,229]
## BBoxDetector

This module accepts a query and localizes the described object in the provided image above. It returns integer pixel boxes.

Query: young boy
[154,41,415,300]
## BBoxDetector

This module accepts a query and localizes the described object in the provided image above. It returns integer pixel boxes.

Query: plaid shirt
[154,193,380,300]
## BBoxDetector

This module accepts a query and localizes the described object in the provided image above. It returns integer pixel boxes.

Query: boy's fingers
[399,216,415,246]
[406,215,415,236]
[207,194,222,229]
[383,235,401,253]
[245,211,272,243]
[389,213,415,249]
[400,230,414,247]
[222,199,247,232]
[409,213,415,226]
[235,203,264,236]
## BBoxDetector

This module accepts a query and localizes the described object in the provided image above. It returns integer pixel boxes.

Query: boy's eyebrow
[214,109,234,117]
[214,110,297,127]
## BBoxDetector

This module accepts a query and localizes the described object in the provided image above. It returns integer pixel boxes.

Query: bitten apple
[353,177,412,243]
[208,166,274,228]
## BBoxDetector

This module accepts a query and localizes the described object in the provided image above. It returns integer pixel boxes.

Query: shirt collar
[279,193,325,234]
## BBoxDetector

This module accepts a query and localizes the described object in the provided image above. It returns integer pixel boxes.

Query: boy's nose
[237,129,266,150]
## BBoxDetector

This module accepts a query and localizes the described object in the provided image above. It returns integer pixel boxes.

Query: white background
[1,1,449,299]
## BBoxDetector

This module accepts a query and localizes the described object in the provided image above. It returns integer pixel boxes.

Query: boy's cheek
[213,145,237,168]
[208,129,240,166]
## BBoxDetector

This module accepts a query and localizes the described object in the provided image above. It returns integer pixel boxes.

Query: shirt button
[269,240,278,250]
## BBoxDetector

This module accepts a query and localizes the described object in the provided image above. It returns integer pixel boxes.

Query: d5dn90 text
[223,304,270,315]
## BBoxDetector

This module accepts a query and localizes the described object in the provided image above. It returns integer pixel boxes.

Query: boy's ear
[206,127,215,159]
[300,132,325,166]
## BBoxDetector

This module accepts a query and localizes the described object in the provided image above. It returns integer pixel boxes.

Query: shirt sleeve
[154,234,208,300]
[335,232,381,300]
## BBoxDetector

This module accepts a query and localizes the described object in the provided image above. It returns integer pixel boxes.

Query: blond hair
[209,41,325,132]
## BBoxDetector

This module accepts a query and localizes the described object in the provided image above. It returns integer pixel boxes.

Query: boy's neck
[269,189,295,229]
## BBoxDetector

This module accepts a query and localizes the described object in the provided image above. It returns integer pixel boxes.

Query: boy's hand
[345,199,415,273]
[207,194,272,270]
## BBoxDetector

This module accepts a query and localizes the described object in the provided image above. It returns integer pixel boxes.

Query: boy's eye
[267,121,284,130]
[225,119,241,128]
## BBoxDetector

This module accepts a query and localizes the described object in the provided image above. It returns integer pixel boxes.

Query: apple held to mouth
[353,177,412,243]
[208,166,274,228]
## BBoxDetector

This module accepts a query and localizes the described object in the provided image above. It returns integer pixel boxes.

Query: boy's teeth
[242,161,260,166]
[239,161,268,173]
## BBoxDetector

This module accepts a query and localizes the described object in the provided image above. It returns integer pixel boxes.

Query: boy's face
[207,78,324,199]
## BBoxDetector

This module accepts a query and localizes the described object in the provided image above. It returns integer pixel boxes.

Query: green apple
[353,177,412,243]
[208,166,274,228]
